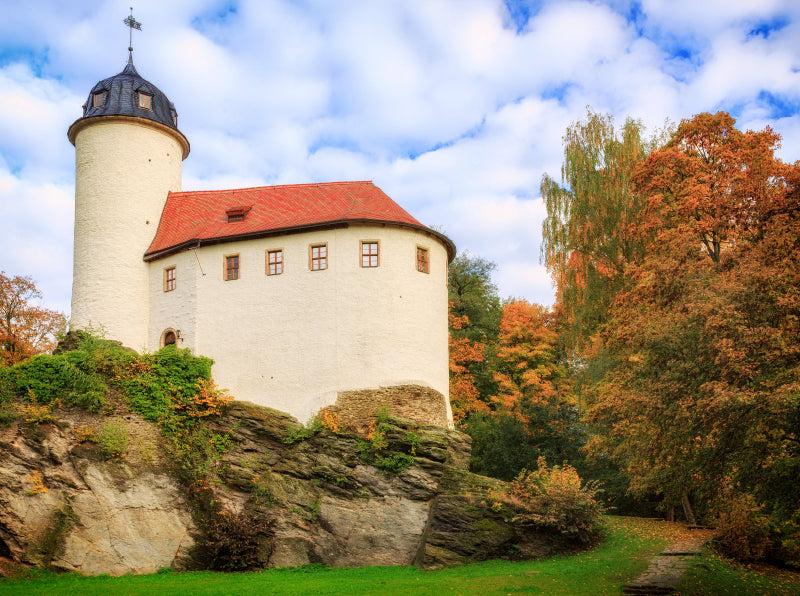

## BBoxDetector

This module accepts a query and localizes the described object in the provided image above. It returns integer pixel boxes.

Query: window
[417,247,430,273]
[226,206,251,223]
[361,241,379,267]
[92,92,106,107]
[225,254,240,280]
[164,267,176,292]
[267,249,283,275]
[310,243,327,271]
[138,92,152,110]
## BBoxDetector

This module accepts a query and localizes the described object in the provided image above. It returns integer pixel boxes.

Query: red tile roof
[145,181,454,260]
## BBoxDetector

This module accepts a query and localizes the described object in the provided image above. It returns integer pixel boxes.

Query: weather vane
[123,7,142,62]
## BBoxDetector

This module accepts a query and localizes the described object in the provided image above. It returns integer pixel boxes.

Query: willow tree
[540,109,666,348]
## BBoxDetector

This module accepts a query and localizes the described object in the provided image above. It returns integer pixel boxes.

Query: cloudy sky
[2,0,799,315]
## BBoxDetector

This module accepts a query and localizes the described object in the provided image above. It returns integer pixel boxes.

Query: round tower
[68,58,189,350]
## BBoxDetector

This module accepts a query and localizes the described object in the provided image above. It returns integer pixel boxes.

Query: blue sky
[2,0,799,315]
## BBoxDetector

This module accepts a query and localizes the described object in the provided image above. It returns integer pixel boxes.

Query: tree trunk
[681,492,697,525]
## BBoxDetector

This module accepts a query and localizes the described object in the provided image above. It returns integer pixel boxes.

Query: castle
[67,55,455,427]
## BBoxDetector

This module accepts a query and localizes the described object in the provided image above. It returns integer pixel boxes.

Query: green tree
[447,251,502,415]
[448,251,501,343]
[540,109,667,349]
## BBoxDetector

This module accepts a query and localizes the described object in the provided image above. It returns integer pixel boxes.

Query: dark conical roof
[78,60,180,131]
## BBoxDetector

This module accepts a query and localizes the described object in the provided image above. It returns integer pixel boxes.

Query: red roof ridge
[171,180,376,198]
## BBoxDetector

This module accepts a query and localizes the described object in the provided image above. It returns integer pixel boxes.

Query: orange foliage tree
[0,272,67,366]
[448,309,489,422]
[492,301,566,410]
[468,301,582,480]
[585,113,800,534]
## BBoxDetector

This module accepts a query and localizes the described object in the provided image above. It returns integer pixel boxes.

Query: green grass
[677,550,800,595]
[0,516,674,596]
[9,517,798,595]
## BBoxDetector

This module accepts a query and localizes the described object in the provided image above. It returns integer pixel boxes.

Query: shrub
[356,415,418,473]
[493,457,604,544]
[320,409,339,431]
[195,510,275,571]
[284,415,323,444]
[6,350,108,412]
[11,356,72,404]
[112,346,216,422]
[713,493,773,562]
[27,470,48,495]
[774,510,800,568]
[162,424,233,489]
[171,378,232,418]
[96,419,129,459]
[17,391,59,425]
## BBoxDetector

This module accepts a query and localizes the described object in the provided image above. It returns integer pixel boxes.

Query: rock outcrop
[0,415,195,575]
[0,401,573,575]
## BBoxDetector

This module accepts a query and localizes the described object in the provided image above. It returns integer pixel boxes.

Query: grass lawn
[677,549,800,595]
[2,516,796,595]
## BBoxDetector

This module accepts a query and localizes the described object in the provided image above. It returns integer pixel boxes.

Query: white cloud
[1,0,799,317]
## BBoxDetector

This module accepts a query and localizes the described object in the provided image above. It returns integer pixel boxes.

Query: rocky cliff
[0,400,572,576]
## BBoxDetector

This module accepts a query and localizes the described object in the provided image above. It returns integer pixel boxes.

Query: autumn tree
[447,251,502,419]
[469,301,583,480]
[448,309,489,422]
[540,109,668,349]
[0,272,67,366]
[585,113,800,545]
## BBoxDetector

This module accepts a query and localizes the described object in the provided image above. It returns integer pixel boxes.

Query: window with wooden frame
[309,243,327,271]
[416,246,430,273]
[267,249,283,275]
[163,266,176,292]
[361,241,379,267]
[138,92,152,110]
[224,254,240,281]
[92,92,106,107]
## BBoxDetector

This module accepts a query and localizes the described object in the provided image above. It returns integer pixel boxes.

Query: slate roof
[75,60,180,131]
[144,181,455,261]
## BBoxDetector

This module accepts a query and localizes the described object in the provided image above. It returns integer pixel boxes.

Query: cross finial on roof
[123,7,142,64]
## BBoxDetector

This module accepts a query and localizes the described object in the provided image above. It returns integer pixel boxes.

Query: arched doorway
[161,329,177,347]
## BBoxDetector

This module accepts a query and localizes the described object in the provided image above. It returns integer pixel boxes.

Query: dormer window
[226,206,252,223]
[92,92,106,107]
[138,92,152,110]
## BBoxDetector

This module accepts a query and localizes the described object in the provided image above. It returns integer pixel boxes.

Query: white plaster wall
[71,121,183,351]
[148,250,197,350]
[149,224,450,425]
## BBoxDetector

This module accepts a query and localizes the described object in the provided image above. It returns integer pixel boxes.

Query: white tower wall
[70,118,184,351]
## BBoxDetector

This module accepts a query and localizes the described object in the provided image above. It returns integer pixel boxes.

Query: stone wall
[332,384,450,431]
